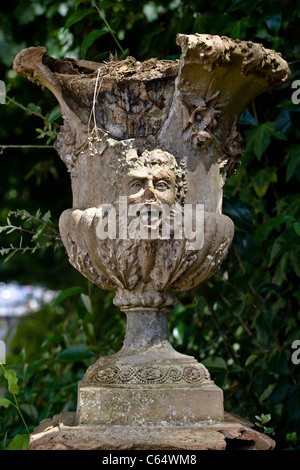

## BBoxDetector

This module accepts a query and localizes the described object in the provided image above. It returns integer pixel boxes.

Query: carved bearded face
[123,149,180,208]
[121,149,181,235]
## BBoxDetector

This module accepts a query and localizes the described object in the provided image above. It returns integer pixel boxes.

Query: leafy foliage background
[0,0,299,450]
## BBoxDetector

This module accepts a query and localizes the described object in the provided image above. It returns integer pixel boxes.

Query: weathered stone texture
[29,412,275,451]
[78,383,223,425]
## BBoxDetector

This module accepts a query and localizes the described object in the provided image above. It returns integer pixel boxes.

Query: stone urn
[14,34,290,427]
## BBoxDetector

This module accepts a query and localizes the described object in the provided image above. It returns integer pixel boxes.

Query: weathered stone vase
[14,34,290,427]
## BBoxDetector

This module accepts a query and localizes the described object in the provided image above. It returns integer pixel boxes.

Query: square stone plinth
[28,412,276,450]
[77,383,223,425]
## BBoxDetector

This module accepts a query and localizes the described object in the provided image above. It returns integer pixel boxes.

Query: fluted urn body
[14,34,290,424]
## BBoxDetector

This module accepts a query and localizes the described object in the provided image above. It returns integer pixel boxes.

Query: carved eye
[130,180,143,191]
[154,180,169,191]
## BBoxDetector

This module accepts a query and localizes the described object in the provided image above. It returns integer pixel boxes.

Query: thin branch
[92,1,124,54]
[0,363,30,436]
[6,225,59,240]
[6,96,59,127]
[0,145,53,151]
[8,211,59,236]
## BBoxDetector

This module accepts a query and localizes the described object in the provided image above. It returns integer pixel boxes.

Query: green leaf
[223,198,253,230]
[229,17,251,39]
[4,251,16,263]
[6,433,29,450]
[202,356,227,371]
[0,397,14,407]
[0,248,10,256]
[252,168,277,197]
[270,377,289,404]
[31,224,46,241]
[53,286,86,306]
[77,293,92,318]
[263,214,295,228]
[268,229,298,266]
[77,296,88,319]
[273,251,289,285]
[260,384,276,402]
[42,335,65,347]
[264,13,282,35]
[64,8,94,30]
[57,345,94,362]
[25,358,49,377]
[255,313,272,347]
[118,48,130,60]
[239,109,258,127]
[20,403,39,422]
[227,0,259,15]
[275,108,291,133]
[42,210,52,222]
[245,122,276,160]
[286,145,300,182]
[264,427,274,434]
[233,232,254,262]
[47,105,62,123]
[288,386,300,422]
[290,247,300,276]
[0,226,11,234]
[268,351,288,375]
[286,432,298,444]
[294,222,300,236]
[75,0,88,10]
[4,370,19,395]
[255,215,295,242]
[261,413,271,423]
[245,354,259,367]
[81,29,108,58]
[27,102,42,115]
[80,293,92,313]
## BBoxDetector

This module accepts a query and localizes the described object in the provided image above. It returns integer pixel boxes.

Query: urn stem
[122,307,170,350]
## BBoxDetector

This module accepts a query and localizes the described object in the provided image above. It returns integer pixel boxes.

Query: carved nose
[144,187,156,202]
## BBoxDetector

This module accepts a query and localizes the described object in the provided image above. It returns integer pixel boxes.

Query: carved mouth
[139,203,162,228]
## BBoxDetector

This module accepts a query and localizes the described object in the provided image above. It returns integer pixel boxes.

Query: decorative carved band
[86,363,211,385]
